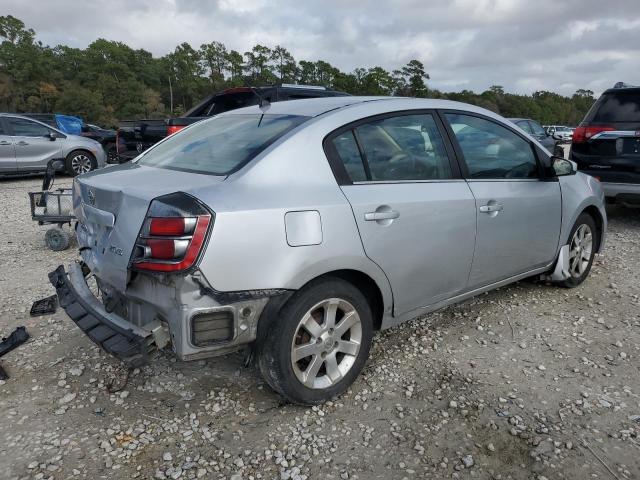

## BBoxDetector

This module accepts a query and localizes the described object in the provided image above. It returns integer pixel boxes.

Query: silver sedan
[51,97,606,404]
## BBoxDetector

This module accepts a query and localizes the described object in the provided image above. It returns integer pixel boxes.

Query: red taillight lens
[146,239,176,259]
[149,217,187,236]
[166,125,185,136]
[572,125,614,144]
[131,193,213,273]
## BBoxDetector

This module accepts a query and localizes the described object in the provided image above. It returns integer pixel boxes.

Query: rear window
[137,114,308,175]
[590,91,640,123]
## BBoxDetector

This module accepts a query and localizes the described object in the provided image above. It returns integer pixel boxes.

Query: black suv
[571,82,640,206]
[117,85,348,161]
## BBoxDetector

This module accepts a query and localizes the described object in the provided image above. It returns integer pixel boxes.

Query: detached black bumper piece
[49,264,155,367]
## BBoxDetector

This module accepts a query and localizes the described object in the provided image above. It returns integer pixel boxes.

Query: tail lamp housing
[167,125,186,136]
[130,192,213,273]
[572,125,614,144]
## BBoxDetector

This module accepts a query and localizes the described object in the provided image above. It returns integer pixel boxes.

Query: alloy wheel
[291,298,362,389]
[569,223,593,278]
[71,154,92,174]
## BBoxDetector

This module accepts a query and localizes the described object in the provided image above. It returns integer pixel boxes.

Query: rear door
[442,111,561,289]
[6,117,62,172]
[571,89,640,184]
[325,111,477,316]
[0,118,16,173]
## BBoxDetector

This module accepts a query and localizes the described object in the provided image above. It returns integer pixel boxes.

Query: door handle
[17,141,29,146]
[0,141,10,146]
[479,204,504,213]
[364,210,400,221]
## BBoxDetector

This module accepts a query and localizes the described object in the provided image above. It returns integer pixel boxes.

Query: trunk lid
[74,162,224,292]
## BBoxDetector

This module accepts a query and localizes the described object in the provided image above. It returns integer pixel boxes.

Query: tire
[65,150,97,176]
[556,213,598,288]
[45,227,70,251]
[105,143,118,164]
[258,277,374,405]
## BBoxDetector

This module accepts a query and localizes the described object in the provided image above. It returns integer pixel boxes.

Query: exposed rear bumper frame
[49,263,156,367]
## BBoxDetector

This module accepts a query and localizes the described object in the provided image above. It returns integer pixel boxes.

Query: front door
[6,116,62,172]
[0,119,16,173]
[443,112,562,289]
[325,111,477,316]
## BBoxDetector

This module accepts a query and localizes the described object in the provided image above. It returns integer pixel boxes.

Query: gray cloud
[4,0,640,95]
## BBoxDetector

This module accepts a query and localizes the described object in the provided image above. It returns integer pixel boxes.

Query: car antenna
[253,90,270,127]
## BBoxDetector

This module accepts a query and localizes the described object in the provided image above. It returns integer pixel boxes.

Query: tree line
[0,15,596,128]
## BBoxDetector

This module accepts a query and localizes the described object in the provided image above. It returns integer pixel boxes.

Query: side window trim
[322,109,463,186]
[351,128,373,181]
[437,109,545,181]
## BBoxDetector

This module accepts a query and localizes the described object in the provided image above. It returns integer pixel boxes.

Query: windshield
[137,114,308,175]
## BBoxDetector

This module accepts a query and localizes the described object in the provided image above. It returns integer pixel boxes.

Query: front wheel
[66,150,97,176]
[258,278,373,405]
[556,213,598,288]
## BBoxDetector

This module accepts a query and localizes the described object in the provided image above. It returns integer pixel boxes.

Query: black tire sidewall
[559,213,598,288]
[65,150,97,176]
[45,228,70,251]
[258,277,374,405]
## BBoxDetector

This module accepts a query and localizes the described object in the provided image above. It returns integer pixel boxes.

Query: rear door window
[446,113,539,179]
[353,113,453,181]
[137,114,308,175]
[591,91,640,123]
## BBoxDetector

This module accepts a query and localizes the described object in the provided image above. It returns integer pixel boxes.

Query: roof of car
[225,96,506,119]
[507,118,530,122]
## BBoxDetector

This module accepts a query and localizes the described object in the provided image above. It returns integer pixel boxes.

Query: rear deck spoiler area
[49,263,156,367]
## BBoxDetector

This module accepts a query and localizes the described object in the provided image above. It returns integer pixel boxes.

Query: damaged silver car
[50,96,606,404]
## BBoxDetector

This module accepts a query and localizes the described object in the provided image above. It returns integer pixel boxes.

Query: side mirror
[552,156,576,176]
[47,131,57,141]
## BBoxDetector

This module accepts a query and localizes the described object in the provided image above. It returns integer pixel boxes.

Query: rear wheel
[66,150,97,176]
[258,278,373,404]
[557,213,597,288]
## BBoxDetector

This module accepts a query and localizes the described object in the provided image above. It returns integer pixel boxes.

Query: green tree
[271,45,297,82]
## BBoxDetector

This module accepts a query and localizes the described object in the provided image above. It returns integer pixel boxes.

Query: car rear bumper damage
[49,263,157,367]
[49,262,286,366]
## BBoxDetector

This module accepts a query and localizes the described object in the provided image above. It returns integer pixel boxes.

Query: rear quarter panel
[193,124,394,317]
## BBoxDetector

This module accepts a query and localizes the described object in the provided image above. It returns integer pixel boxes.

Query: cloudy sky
[5,0,640,95]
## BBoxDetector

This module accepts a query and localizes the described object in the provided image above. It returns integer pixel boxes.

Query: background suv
[570,82,640,206]
[0,114,106,176]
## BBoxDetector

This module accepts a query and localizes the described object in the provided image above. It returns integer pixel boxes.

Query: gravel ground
[1,174,639,480]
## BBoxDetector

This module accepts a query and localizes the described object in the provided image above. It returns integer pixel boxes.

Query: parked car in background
[51,97,606,404]
[80,123,117,163]
[22,113,84,135]
[544,125,574,143]
[116,84,349,161]
[570,82,640,207]
[0,114,106,176]
[508,118,562,155]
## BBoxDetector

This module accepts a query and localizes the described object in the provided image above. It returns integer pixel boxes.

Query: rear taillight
[131,193,213,273]
[572,125,614,144]
[166,125,185,136]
